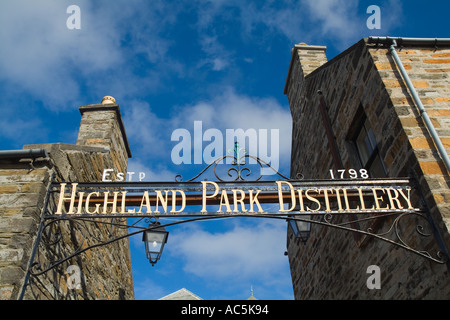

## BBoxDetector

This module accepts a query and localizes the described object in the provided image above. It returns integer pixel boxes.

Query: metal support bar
[23,209,447,282]
[409,170,450,271]
[18,172,55,300]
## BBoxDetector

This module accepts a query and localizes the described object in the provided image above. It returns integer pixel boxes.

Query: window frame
[345,106,388,247]
[350,113,387,178]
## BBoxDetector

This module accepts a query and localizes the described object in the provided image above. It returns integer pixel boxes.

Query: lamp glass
[143,228,168,264]
[289,217,311,243]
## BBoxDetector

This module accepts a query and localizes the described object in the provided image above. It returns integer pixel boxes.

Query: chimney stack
[76,96,131,173]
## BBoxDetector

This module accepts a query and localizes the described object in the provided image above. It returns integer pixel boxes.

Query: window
[345,109,388,247]
[354,118,386,178]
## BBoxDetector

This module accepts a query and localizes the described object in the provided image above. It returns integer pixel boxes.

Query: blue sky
[0,0,449,300]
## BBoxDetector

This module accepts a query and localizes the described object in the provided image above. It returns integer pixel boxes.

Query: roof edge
[367,36,450,47]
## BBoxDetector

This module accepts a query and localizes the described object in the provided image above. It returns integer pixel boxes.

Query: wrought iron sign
[53,178,417,217]
[51,148,417,217]
[19,148,449,299]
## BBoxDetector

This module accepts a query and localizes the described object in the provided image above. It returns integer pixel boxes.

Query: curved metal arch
[20,207,448,300]
[27,214,245,277]
[29,209,448,279]
[291,212,447,264]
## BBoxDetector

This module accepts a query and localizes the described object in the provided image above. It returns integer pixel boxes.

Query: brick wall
[285,39,450,299]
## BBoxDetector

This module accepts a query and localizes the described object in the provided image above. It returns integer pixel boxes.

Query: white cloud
[193,0,364,50]
[192,0,402,55]
[124,100,166,151]
[167,219,288,280]
[195,33,234,72]
[123,89,292,178]
[0,0,183,111]
[303,0,360,37]
[0,0,402,115]
[0,1,125,108]
[0,0,398,116]
[211,57,229,71]
[174,89,292,174]
[129,215,294,299]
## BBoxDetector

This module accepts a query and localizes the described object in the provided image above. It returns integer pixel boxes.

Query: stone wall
[0,99,135,300]
[0,161,50,299]
[285,39,450,299]
[370,44,450,230]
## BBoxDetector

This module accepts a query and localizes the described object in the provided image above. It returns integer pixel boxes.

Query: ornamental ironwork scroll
[175,142,292,182]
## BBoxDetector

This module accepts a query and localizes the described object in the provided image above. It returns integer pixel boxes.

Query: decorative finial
[101,96,116,105]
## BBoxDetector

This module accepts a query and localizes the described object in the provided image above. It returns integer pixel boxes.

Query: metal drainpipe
[387,38,450,175]
[0,149,48,159]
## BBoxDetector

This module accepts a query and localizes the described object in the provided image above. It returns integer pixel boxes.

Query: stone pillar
[284,43,328,175]
[293,43,328,77]
[76,96,132,173]
[284,43,328,118]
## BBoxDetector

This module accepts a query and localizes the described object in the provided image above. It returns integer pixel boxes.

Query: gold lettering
[154,190,169,213]
[85,192,100,214]
[56,183,78,214]
[296,189,305,212]
[372,188,389,210]
[103,191,120,214]
[201,181,219,213]
[120,191,127,214]
[397,188,413,209]
[76,191,85,214]
[322,189,334,212]
[137,191,152,214]
[334,188,344,211]
[357,187,374,211]
[170,190,186,213]
[218,190,232,213]
[342,188,359,211]
[55,181,416,216]
[248,190,263,213]
[386,188,404,210]
[305,189,321,212]
[276,181,296,212]
[232,189,247,213]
